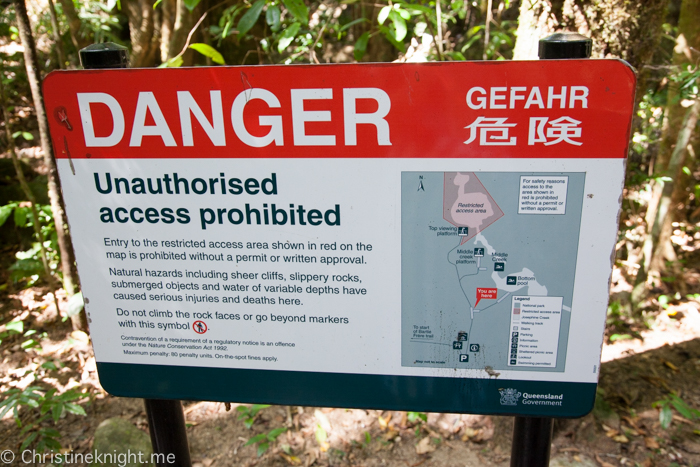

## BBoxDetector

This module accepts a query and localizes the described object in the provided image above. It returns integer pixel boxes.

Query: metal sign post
[144,399,192,466]
[79,44,192,467]
[508,32,593,467]
[50,39,634,463]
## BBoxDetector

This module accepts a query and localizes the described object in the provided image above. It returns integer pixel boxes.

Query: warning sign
[44,60,635,416]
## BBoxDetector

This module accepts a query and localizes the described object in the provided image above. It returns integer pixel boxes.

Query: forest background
[1,0,700,465]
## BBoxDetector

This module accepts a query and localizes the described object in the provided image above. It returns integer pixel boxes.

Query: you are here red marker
[475,288,498,307]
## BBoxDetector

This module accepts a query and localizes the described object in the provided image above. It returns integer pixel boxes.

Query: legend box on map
[508,296,563,367]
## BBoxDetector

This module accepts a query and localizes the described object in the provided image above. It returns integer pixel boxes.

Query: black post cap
[538,33,592,60]
[80,43,129,69]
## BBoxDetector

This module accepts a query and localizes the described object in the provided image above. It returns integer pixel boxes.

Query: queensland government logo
[499,388,522,406]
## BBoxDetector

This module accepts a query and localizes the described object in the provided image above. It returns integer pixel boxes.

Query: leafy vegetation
[0,386,87,451]
[0,203,60,286]
[244,426,287,456]
[653,392,700,429]
[237,403,271,428]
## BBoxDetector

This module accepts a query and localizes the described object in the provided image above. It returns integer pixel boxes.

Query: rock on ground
[92,417,154,467]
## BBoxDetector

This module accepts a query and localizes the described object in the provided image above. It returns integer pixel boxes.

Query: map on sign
[401,172,585,372]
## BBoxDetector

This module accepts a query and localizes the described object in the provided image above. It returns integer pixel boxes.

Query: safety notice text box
[518,175,569,214]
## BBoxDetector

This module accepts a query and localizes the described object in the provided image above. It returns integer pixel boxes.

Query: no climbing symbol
[193,320,208,334]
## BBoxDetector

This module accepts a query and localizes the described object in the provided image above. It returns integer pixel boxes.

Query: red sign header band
[43,60,635,160]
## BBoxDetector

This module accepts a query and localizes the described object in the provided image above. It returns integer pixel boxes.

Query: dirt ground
[1,287,700,467]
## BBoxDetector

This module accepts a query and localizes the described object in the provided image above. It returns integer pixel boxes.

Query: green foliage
[0,318,23,346]
[75,0,123,44]
[183,0,201,12]
[12,131,34,141]
[460,20,516,60]
[238,0,267,39]
[0,203,60,287]
[66,292,85,320]
[1,318,48,351]
[653,393,700,429]
[353,32,370,61]
[278,23,301,53]
[244,426,287,456]
[21,329,48,351]
[161,56,184,68]
[5,319,23,333]
[407,411,427,423]
[606,300,625,327]
[189,43,226,64]
[605,300,642,342]
[160,42,226,67]
[199,0,520,66]
[0,203,15,227]
[629,90,665,184]
[10,244,47,286]
[266,4,281,30]
[282,0,309,25]
[407,411,427,436]
[0,386,87,452]
[211,4,246,43]
[314,421,327,446]
[0,20,17,39]
[237,403,270,429]
[378,5,409,42]
[670,65,700,101]
[609,333,632,342]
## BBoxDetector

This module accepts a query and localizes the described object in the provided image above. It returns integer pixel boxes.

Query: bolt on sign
[44,61,635,416]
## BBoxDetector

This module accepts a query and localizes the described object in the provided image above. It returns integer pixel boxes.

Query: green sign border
[98,363,595,417]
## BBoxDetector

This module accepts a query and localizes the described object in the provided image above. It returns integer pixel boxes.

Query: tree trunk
[46,0,67,68]
[58,0,90,52]
[0,70,62,320]
[633,99,700,303]
[160,0,176,62]
[513,0,667,69]
[124,0,159,67]
[13,0,86,331]
[657,0,700,171]
[635,0,700,301]
[366,5,397,62]
[482,0,492,60]
[166,0,193,61]
[513,1,572,60]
